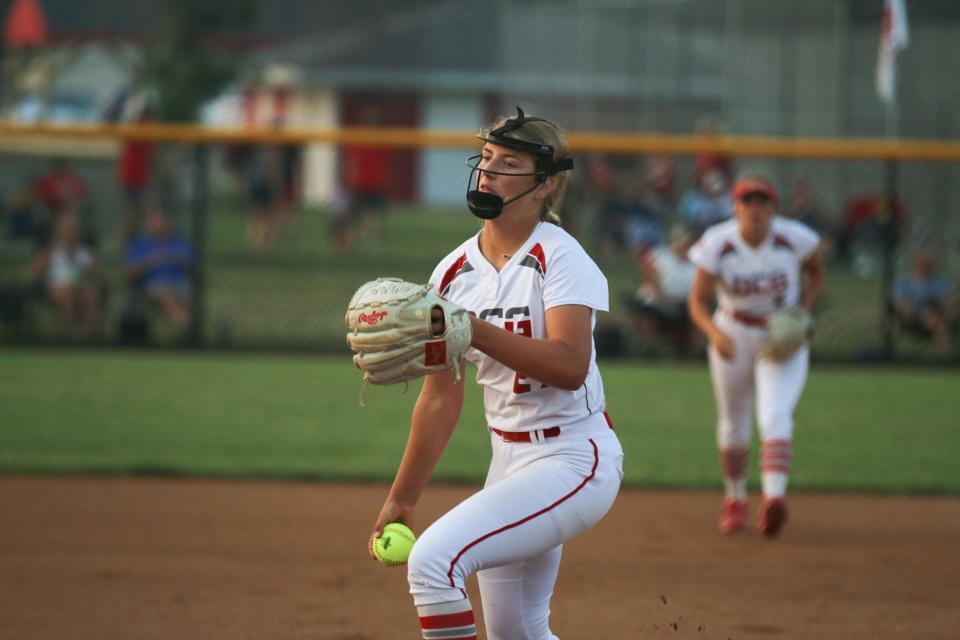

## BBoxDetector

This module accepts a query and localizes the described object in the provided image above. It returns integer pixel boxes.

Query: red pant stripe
[761,440,792,472]
[446,439,599,587]
[719,447,749,479]
[419,610,476,630]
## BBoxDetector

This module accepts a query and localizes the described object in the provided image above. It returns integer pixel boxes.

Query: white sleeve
[789,221,821,261]
[429,248,467,293]
[687,230,720,275]
[428,261,445,290]
[543,243,609,312]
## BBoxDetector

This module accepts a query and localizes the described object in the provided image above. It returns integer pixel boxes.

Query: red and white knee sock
[417,598,477,640]
[761,439,792,498]
[718,447,749,502]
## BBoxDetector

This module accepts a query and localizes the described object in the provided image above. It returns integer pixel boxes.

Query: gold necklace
[483,221,537,262]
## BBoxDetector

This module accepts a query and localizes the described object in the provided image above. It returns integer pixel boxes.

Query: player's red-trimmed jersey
[688,216,820,316]
[429,221,608,432]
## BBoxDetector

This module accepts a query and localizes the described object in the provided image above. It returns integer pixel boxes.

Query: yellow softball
[372,522,416,566]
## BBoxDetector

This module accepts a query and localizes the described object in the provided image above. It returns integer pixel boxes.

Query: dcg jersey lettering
[730,271,788,296]
[480,306,537,394]
[479,306,529,321]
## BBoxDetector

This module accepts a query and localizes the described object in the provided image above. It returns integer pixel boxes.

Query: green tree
[145,0,256,122]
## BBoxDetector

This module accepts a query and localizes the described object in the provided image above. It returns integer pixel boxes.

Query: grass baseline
[1,348,957,495]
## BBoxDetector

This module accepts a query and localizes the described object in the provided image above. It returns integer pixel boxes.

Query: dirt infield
[1,477,957,639]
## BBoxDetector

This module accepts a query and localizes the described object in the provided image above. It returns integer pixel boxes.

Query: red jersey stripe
[773,234,794,251]
[439,253,468,296]
[528,242,547,275]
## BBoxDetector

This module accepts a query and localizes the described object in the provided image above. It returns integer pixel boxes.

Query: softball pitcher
[688,174,824,538]
[368,109,623,639]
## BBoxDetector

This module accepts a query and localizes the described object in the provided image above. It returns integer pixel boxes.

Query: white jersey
[48,245,94,288]
[688,216,819,316]
[654,247,696,301]
[430,221,608,432]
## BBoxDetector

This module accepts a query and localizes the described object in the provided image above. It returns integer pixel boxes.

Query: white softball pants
[407,412,624,640]
[709,312,810,450]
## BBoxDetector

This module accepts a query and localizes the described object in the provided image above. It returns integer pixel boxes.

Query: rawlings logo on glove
[345,277,472,386]
[357,310,388,325]
[761,307,813,360]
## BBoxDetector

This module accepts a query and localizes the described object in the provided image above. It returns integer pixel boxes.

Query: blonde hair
[486,113,571,226]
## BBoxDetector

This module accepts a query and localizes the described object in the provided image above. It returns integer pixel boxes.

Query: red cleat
[758,497,788,538]
[718,499,748,534]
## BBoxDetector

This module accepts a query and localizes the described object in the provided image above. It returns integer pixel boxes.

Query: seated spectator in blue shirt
[124,209,194,332]
[890,250,956,358]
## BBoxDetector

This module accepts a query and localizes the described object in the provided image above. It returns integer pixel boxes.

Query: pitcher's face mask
[465,107,574,220]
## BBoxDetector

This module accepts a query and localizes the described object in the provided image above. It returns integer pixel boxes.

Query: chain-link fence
[1,125,958,363]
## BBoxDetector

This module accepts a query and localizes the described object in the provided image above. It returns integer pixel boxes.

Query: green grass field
[2,348,956,494]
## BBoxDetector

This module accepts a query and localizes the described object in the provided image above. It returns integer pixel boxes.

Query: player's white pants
[709,313,809,450]
[408,412,623,640]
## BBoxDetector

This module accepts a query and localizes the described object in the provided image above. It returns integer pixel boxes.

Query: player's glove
[761,307,813,360]
[345,277,472,385]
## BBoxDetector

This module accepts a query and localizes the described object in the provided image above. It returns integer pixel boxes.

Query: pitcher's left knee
[407,539,467,606]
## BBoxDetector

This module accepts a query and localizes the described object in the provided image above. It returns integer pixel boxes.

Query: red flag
[876,0,909,104]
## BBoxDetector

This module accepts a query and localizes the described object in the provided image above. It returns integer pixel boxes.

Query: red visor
[733,178,778,202]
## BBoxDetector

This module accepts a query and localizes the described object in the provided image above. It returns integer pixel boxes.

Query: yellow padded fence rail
[1,122,960,161]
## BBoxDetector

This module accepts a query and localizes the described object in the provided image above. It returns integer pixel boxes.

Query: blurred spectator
[836,193,906,274]
[342,107,391,250]
[645,154,677,213]
[117,103,154,245]
[889,250,957,358]
[342,147,390,250]
[275,140,304,229]
[586,154,617,195]
[246,143,286,252]
[224,143,253,188]
[678,168,733,240]
[124,209,195,334]
[267,115,305,234]
[30,214,102,340]
[4,186,38,242]
[784,179,836,261]
[328,183,354,256]
[574,153,617,252]
[33,158,89,217]
[601,174,666,259]
[692,115,735,186]
[624,187,667,256]
[627,226,698,356]
[31,158,90,245]
[558,152,623,243]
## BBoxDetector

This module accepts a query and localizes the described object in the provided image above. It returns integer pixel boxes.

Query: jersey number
[504,319,533,394]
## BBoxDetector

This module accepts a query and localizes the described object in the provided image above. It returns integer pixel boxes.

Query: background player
[687,173,825,538]
[368,109,624,639]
